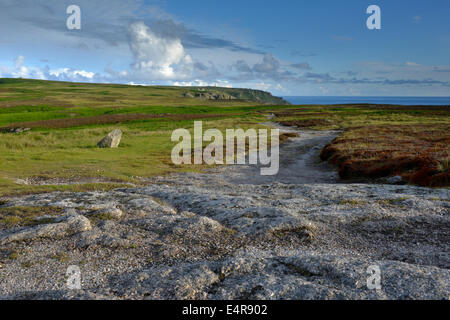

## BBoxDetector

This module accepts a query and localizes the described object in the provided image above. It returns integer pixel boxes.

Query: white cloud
[128,21,193,79]
[253,53,280,74]
[127,81,151,86]
[49,68,95,80]
[14,55,25,68]
[275,83,285,91]
[171,79,232,87]
[1,56,96,82]
[0,56,45,79]
[254,81,272,91]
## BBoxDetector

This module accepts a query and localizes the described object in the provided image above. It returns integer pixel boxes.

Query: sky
[1,0,449,96]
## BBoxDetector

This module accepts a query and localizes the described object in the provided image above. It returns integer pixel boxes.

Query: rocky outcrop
[182,92,195,98]
[195,92,236,100]
[182,87,290,105]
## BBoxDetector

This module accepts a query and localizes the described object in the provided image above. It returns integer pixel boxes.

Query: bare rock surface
[0,210,91,245]
[0,128,448,300]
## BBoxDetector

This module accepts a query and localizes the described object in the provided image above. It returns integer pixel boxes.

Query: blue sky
[1,0,449,96]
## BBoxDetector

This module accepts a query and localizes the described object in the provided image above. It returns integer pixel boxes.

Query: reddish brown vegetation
[0,98,75,108]
[320,124,450,187]
[279,132,299,143]
[0,113,239,130]
[272,110,331,117]
[274,105,450,117]
[279,119,331,128]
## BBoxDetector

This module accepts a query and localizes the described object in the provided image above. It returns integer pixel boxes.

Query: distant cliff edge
[183,87,290,105]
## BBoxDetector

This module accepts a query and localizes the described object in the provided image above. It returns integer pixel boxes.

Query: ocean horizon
[283,96,450,106]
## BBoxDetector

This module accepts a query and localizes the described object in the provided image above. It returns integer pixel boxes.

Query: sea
[283,96,450,106]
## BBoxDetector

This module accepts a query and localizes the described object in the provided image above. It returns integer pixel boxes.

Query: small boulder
[66,212,93,233]
[95,207,124,219]
[386,175,405,185]
[9,127,28,133]
[97,129,122,148]
[183,92,194,98]
[107,208,124,219]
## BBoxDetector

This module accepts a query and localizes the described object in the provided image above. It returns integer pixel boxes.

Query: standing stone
[97,129,122,148]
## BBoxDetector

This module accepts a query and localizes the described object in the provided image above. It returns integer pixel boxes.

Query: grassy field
[0,78,295,196]
[0,78,448,196]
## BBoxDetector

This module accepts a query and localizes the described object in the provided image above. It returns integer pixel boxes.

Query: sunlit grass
[0,78,448,194]
[0,115,271,196]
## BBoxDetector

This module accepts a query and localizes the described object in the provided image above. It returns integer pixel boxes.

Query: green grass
[275,105,450,130]
[50,252,70,263]
[0,78,294,196]
[338,199,367,206]
[0,78,448,195]
[0,206,64,228]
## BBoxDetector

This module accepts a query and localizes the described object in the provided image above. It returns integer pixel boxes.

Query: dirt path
[219,124,340,185]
